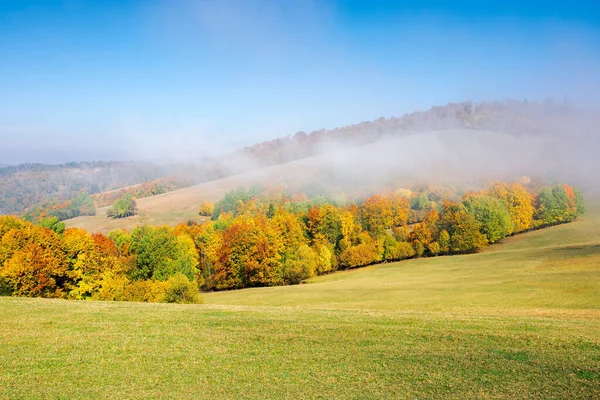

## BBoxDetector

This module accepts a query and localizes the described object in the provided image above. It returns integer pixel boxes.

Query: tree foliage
[439,202,487,253]
[534,184,583,226]
[489,183,533,233]
[463,194,513,242]
[107,195,137,219]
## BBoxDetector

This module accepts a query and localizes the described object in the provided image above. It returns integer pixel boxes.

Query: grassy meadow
[2,204,600,398]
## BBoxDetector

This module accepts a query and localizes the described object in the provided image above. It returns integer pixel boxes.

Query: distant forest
[0,100,578,216]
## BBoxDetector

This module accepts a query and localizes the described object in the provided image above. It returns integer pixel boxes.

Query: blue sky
[1,0,599,164]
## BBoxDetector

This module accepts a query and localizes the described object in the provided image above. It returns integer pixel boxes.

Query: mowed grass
[2,204,600,398]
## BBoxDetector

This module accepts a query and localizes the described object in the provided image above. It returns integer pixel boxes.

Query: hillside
[3,100,591,217]
[0,161,194,215]
[2,202,599,399]
[65,128,586,233]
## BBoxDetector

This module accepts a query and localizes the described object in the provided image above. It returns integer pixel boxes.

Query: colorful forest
[22,192,97,224]
[0,180,585,303]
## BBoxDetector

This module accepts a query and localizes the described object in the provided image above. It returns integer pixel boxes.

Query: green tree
[463,195,514,242]
[38,216,66,234]
[282,244,317,284]
[107,195,137,219]
[535,184,584,226]
[410,193,431,211]
[129,227,178,281]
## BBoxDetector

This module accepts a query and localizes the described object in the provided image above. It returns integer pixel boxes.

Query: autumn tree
[199,201,215,217]
[439,202,487,253]
[489,183,533,233]
[1,243,69,298]
[339,231,381,268]
[390,193,410,226]
[213,216,283,289]
[0,224,69,298]
[359,195,393,238]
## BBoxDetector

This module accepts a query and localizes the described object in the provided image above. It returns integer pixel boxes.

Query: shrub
[92,271,130,301]
[162,273,203,304]
[383,235,399,261]
[121,280,166,303]
[396,241,416,259]
[383,236,416,261]
[339,242,379,268]
[314,243,334,274]
[438,230,450,253]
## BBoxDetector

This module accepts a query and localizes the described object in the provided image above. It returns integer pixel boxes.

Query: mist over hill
[1,99,598,216]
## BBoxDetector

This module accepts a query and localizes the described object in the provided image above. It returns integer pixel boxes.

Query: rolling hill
[65,128,586,233]
[4,100,592,218]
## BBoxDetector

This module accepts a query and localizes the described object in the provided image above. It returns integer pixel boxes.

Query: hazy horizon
[1,1,600,164]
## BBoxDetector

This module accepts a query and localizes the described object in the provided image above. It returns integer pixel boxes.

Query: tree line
[0,180,585,302]
[0,162,185,215]
[22,192,97,229]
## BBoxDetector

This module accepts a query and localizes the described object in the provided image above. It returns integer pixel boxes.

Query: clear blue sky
[1,0,599,164]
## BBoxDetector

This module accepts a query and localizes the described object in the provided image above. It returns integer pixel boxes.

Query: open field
[65,129,553,233]
[3,204,600,398]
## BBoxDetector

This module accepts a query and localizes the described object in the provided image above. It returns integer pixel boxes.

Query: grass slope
[2,205,599,398]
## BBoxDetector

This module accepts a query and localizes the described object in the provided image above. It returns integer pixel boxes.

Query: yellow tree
[359,195,393,238]
[1,242,69,298]
[490,183,533,233]
[199,201,215,217]
[390,193,410,227]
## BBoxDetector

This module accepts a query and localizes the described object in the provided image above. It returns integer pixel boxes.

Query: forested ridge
[0,162,192,215]
[0,179,584,303]
[0,100,578,216]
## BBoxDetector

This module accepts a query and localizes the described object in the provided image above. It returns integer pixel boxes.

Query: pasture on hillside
[2,202,599,398]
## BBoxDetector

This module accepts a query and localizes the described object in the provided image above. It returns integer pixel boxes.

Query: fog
[197,101,600,200]
[1,1,599,195]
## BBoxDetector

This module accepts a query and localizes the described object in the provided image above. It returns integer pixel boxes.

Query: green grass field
[2,205,600,398]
